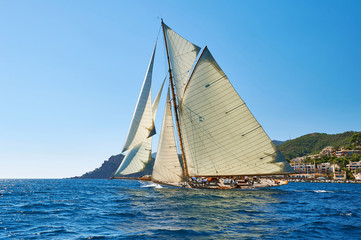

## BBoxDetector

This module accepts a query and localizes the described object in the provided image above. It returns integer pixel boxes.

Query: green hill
[277,131,358,160]
[73,132,359,178]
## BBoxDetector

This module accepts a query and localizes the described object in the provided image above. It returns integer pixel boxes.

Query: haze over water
[1,179,360,239]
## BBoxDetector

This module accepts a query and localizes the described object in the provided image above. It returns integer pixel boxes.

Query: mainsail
[179,47,294,176]
[152,89,183,183]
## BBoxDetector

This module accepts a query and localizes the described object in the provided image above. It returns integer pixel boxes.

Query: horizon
[1,1,360,178]
[2,130,358,180]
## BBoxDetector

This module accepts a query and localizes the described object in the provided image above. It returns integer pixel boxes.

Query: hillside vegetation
[73,132,360,179]
[278,131,358,160]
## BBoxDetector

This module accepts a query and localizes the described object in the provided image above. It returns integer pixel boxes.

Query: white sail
[122,45,156,153]
[152,89,183,183]
[152,78,165,119]
[179,47,294,176]
[163,24,201,101]
[114,137,152,176]
[115,76,165,176]
[114,21,293,186]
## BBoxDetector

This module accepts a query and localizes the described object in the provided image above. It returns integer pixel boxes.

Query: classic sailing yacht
[112,20,294,189]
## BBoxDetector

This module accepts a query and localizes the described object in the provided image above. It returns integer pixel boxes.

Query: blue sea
[0,179,360,239]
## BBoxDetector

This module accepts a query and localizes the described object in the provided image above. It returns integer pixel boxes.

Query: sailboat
[112,20,294,189]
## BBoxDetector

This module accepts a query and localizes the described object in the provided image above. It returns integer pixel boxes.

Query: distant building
[333,171,347,181]
[290,156,306,163]
[290,162,341,178]
[346,161,361,171]
[290,163,316,174]
[319,146,335,156]
[336,150,361,158]
[317,163,339,174]
[308,154,319,159]
[289,173,318,179]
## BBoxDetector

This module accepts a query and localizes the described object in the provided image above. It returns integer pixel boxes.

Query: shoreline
[285,178,361,184]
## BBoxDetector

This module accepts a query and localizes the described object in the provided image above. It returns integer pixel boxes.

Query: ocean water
[0,179,360,239]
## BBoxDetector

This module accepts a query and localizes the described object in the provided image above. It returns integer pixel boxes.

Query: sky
[1,0,360,178]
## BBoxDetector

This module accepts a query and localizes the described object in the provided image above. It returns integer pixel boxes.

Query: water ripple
[1,179,360,239]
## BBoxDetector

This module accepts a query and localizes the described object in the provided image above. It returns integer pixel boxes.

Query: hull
[113,176,288,189]
[153,178,288,189]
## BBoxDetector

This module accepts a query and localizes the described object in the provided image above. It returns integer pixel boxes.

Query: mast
[161,19,189,178]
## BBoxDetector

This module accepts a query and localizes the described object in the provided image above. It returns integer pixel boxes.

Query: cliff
[72,154,124,179]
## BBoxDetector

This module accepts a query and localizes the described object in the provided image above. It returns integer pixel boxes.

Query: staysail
[163,24,201,102]
[152,89,183,183]
[152,78,165,119]
[179,47,294,176]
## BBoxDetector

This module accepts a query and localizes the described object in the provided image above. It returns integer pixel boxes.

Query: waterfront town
[289,146,361,181]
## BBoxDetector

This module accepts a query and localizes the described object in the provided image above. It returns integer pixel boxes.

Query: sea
[0,179,360,239]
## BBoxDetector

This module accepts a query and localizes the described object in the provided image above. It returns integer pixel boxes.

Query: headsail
[122,45,156,153]
[152,89,183,183]
[114,79,165,176]
[163,24,201,102]
[113,138,152,176]
[179,47,294,176]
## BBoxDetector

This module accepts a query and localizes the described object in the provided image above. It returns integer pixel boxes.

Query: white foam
[340,213,353,216]
[314,190,333,193]
[141,183,163,188]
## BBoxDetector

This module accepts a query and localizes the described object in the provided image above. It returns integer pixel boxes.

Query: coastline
[286,178,361,184]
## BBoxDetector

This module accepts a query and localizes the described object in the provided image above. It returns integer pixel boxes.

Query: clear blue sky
[1,1,360,178]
